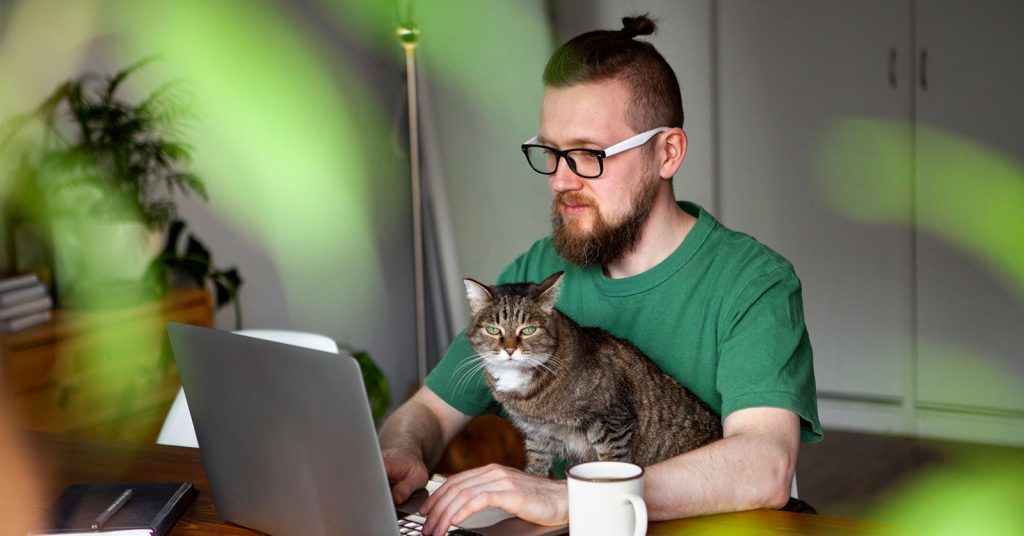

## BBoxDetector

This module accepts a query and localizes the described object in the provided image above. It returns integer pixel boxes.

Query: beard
[551,170,661,267]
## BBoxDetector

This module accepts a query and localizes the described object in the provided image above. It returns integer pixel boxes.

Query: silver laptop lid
[167,323,399,536]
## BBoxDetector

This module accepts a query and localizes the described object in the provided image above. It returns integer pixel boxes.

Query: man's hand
[420,464,568,536]
[377,388,473,504]
[382,448,430,504]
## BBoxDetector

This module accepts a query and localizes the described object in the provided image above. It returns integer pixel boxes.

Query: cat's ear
[464,278,493,313]
[534,271,564,311]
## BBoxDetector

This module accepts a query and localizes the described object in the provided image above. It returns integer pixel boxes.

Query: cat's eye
[521,326,538,336]
[485,326,501,336]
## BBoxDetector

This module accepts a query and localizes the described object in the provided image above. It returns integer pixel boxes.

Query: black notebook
[30,482,196,536]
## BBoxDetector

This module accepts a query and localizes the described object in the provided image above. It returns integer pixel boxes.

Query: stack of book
[0,273,53,333]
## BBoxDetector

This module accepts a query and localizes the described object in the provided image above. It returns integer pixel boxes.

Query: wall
[0,0,420,406]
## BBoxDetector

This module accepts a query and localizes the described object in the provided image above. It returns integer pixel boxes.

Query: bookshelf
[0,288,213,443]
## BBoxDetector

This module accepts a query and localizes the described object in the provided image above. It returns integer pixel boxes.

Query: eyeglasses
[520,127,670,179]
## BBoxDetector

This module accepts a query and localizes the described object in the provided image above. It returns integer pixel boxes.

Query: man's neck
[604,195,695,279]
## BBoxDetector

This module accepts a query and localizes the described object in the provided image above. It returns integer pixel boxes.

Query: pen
[91,488,133,530]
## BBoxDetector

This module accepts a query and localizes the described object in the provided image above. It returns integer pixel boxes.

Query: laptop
[167,323,567,536]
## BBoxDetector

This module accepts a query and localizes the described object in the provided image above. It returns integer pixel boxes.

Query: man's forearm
[378,399,447,469]
[644,411,798,519]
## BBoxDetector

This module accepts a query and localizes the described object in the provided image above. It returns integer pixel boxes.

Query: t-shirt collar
[587,201,716,297]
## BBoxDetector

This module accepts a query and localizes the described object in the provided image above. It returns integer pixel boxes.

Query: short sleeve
[717,267,823,443]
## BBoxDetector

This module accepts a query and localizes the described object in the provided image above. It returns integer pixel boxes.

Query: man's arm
[378,386,474,503]
[418,406,800,536]
[644,406,799,519]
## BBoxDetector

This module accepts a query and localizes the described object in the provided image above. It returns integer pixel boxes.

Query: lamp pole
[396,20,428,384]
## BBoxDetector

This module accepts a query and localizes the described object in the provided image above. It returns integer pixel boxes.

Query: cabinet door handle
[888,48,898,88]
[919,48,928,91]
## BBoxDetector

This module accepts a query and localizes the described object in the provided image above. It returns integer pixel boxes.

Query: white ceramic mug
[567,461,647,536]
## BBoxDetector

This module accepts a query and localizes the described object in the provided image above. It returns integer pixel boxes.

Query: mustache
[555,192,592,207]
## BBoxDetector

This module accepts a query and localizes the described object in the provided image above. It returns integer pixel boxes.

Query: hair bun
[621,15,656,38]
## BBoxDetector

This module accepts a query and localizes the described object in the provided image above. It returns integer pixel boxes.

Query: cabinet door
[914,0,1024,414]
[718,1,913,400]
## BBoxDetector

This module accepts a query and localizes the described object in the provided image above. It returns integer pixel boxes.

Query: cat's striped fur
[463,271,723,476]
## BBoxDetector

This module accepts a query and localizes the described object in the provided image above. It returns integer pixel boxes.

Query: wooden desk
[0,289,213,443]
[17,433,884,535]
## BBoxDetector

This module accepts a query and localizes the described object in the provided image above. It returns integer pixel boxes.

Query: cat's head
[463,272,564,380]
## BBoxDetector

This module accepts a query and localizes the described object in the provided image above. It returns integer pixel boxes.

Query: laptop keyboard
[399,513,482,535]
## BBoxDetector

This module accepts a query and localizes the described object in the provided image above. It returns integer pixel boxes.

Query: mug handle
[625,493,647,536]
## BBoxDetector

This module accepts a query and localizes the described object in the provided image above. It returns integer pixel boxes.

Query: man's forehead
[538,81,632,146]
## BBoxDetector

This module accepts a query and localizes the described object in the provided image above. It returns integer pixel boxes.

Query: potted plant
[1,58,241,319]
[156,219,243,329]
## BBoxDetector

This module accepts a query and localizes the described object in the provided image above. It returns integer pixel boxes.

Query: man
[379,16,821,536]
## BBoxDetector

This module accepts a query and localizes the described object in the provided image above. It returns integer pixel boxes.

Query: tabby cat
[462,271,723,475]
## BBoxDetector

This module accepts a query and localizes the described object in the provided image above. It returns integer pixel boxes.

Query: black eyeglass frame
[519,144,608,179]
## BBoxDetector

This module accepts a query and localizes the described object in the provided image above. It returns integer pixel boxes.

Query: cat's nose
[504,347,516,356]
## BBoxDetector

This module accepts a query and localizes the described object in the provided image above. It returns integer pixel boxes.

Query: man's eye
[485,326,501,336]
[521,326,537,336]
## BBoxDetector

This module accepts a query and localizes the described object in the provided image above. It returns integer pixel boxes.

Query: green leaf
[103,56,159,106]
[219,267,242,288]
[141,256,169,298]
[351,350,392,424]
[213,279,231,308]
[184,235,211,266]
[177,257,209,287]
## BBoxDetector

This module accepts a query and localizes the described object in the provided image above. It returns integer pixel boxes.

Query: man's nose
[549,159,584,193]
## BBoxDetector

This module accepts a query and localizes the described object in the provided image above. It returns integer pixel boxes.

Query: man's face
[538,79,661,266]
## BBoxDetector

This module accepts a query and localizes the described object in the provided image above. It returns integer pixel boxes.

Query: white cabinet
[717,0,1024,444]
[913,0,1024,422]
[717,1,914,402]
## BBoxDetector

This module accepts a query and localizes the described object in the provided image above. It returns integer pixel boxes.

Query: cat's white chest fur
[487,365,532,392]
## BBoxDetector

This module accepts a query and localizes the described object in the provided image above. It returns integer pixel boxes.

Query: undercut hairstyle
[543,15,684,134]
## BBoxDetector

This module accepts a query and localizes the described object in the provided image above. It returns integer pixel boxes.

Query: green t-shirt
[426,201,822,444]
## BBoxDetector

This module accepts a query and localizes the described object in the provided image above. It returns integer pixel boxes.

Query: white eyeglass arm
[603,127,671,157]
[522,127,671,154]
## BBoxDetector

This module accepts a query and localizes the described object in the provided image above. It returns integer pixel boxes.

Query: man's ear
[464,278,493,314]
[534,271,564,311]
[659,128,687,180]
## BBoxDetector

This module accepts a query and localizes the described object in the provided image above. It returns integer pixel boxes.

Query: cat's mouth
[487,352,535,369]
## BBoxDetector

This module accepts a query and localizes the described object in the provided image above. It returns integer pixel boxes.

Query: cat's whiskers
[451,352,489,376]
[448,353,490,396]
[454,363,489,397]
[529,352,570,373]
[522,355,559,377]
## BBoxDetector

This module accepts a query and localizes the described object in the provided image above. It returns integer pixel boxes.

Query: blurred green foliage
[349,347,393,426]
[1,57,206,228]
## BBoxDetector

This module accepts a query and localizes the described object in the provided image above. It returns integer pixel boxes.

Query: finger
[391,478,417,504]
[424,487,482,536]
[421,465,491,513]
[447,474,566,528]
[392,467,428,504]
[425,477,520,536]
[422,464,508,515]
[449,490,502,528]
[384,461,412,484]
[421,481,464,532]
[423,478,491,535]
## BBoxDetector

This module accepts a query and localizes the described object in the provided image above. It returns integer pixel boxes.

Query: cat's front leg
[586,419,634,462]
[523,436,557,477]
